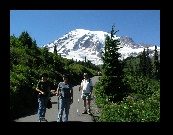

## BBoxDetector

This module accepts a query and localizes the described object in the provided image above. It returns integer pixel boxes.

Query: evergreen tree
[84,56,86,63]
[139,48,147,76]
[18,31,33,49]
[139,47,153,78]
[54,44,57,55]
[153,45,160,80]
[99,24,125,102]
[84,56,87,67]
[42,47,49,67]
[31,39,39,50]
[146,47,153,78]
[10,35,18,47]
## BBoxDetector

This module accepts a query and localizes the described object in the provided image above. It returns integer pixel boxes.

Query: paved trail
[13,76,101,122]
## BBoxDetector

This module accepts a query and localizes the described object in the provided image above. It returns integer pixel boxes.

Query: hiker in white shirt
[79,73,93,115]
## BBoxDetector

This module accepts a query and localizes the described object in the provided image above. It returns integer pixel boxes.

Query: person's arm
[71,87,73,104]
[55,87,59,96]
[90,80,93,95]
[90,86,93,95]
[55,83,60,96]
[79,80,83,91]
[36,82,44,94]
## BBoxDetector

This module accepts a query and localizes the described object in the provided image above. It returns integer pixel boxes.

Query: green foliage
[92,25,160,122]
[99,24,127,102]
[94,74,160,122]
[124,46,160,81]
[123,56,140,75]
[10,30,98,121]
[10,67,38,121]
[94,80,107,99]
[125,75,159,97]
[18,31,33,49]
[153,45,160,80]
[99,94,160,122]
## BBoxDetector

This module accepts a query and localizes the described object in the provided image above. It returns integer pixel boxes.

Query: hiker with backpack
[79,73,93,115]
[36,73,50,122]
[55,74,73,122]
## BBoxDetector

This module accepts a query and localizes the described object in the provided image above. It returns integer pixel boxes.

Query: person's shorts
[81,93,91,100]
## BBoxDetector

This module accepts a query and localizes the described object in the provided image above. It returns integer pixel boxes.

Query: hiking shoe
[42,118,48,122]
[38,119,41,122]
[82,110,87,114]
[38,117,47,122]
[87,110,91,115]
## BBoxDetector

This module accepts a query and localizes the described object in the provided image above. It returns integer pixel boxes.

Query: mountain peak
[42,29,160,65]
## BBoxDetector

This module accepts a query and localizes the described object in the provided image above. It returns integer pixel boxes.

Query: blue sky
[10,10,160,47]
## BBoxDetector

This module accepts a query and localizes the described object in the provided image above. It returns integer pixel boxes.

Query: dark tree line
[122,46,160,81]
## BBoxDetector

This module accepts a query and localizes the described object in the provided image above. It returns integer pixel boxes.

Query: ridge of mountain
[41,29,160,65]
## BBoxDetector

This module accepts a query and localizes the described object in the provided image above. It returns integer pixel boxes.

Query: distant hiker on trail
[79,73,93,115]
[55,74,73,122]
[98,71,102,76]
[36,73,50,122]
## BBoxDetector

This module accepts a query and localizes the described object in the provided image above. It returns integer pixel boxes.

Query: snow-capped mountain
[42,29,160,65]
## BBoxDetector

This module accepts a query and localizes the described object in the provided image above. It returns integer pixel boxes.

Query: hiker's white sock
[84,107,86,110]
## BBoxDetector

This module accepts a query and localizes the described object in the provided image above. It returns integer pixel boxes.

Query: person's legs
[57,98,64,122]
[87,99,90,109]
[38,97,44,120]
[42,96,48,118]
[81,93,87,114]
[83,99,87,109]
[64,98,71,122]
[86,93,91,114]
[39,96,49,121]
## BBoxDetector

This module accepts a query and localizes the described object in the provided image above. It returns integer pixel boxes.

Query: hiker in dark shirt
[36,73,50,122]
[55,74,73,122]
